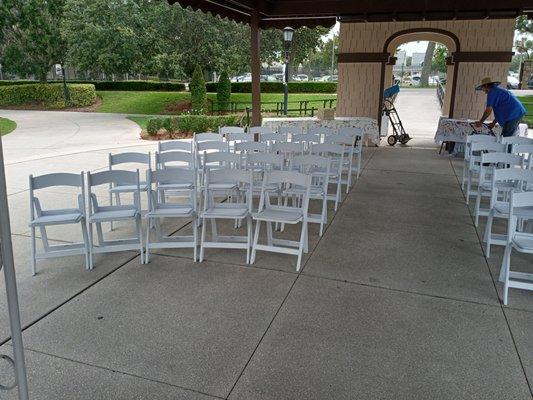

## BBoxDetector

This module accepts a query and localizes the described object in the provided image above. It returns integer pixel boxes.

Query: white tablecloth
[262,117,380,145]
[434,117,529,144]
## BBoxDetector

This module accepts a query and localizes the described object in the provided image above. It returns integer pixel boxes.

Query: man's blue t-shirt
[486,86,526,124]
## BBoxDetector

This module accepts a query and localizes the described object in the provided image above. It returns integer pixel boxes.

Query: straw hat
[475,77,501,90]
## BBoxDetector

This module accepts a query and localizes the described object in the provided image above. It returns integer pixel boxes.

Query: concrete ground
[0,109,532,399]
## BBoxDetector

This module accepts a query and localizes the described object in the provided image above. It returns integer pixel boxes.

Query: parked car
[411,76,421,86]
[292,74,309,82]
[507,75,519,89]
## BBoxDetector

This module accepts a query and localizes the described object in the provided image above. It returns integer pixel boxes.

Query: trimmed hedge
[146,115,242,135]
[0,83,96,108]
[0,80,186,92]
[205,81,337,93]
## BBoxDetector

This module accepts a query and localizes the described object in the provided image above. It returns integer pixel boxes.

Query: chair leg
[88,222,94,270]
[474,191,482,227]
[334,181,341,211]
[296,223,306,272]
[145,218,151,264]
[192,215,198,262]
[30,226,37,276]
[319,197,327,237]
[136,216,144,264]
[266,222,273,246]
[501,244,512,305]
[246,215,252,264]
[199,217,207,262]
[250,220,261,264]
[484,211,494,258]
[461,165,467,190]
[80,220,90,270]
[303,222,309,253]
[465,172,471,205]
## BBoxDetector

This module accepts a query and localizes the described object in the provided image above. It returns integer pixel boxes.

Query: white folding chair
[243,152,285,209]
[308,125,336,139]
[278,125,303,140]
[29,173,89,275]
[514,144,533,170]
[271,142,305,167]
[501,135,533,153]
[325,132,356,193]
[291,133,321,152]
[219,126,245,138]
[465,142,506,204]
[199,168,253,263]
[462,134,497,190]
[483,168,533,257]
[259,132,288,149]
[248,126,275,136]
[108,152,151,230]
[499,190,533,305]
[234,141,267,155]
[227,132,255,152]
[474,152,523,226]
[194,132,223,144]
[154,151,195,202]
[158,140,193,154]
[145,169,198,262]
[87,170,144,267]
[339,127,364,180]
[287,154,331,236]
[309,143,345,211]
[251,170,312,271]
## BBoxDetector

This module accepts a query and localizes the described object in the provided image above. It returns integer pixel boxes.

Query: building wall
[337,19,515,120]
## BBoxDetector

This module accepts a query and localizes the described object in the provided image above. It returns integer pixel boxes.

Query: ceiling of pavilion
[169,0,533,28]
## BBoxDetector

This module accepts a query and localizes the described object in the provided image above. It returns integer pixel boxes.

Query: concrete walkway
[0,142,532,399]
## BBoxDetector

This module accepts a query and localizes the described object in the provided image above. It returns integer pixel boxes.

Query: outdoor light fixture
[282,27,295,115]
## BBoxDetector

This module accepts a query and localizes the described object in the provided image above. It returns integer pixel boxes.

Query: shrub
[205,81,337,93]
[145,115,242,136]
[216,71,231,111]
[0,80,186,91]
[146,118,162,135]
[0,83,96,108]
[189,65,207,114]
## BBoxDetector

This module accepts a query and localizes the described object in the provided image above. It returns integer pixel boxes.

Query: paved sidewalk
[0,143,531,399]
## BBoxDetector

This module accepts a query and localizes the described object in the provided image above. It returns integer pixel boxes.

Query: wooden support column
[250,11,261,127]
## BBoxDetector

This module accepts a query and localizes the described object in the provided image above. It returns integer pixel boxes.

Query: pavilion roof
[169,0,533,28]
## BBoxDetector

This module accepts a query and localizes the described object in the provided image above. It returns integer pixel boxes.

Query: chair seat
[30,211,83,226]
[243,182,278,191]
[513,233,533,252]
[157,183,193,190]
[89,209,138,222]
[284,185,324,196]
[201,204,249,219]
[204,183,238,191]
[309,167,339,179]
[110,183,149,192]
[481,181,517,191]
[146,205,194,218]
[253,207,303,223]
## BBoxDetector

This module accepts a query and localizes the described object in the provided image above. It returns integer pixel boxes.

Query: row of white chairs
[462,134,533,304]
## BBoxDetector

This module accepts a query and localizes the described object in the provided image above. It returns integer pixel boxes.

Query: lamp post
[283,26,294,115]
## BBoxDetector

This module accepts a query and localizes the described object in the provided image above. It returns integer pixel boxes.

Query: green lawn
[127,116,149,130]
[0,117,17,135]
[97,91,337,115]
[517,95,533,127]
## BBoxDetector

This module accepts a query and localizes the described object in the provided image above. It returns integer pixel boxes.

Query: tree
[217,71,231,111]
[420,42,436,86]
[431,44,448,74]
[516,15,533,34]
[190,64,206,114]
[1,0,66,82]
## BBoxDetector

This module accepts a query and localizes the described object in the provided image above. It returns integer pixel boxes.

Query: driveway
[0,110,144,164]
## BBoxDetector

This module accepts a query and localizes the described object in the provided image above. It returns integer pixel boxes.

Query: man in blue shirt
[475,76,526,137]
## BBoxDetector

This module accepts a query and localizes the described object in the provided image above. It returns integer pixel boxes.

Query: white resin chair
[158,140,193,154]
[251,170,312,271]
[462,134,497,190]
[339,127,364,180]
[29,172,89,275]
[87,170,144,267]
[154,151,195,202]
[501,135,533,152]
[514,144,533,170]
[194,132,223,144]
[473,152,523,226]
[499,190,533,305]
[271,142,305,167]
[259,132,288,148]
[219,126,245,137]
[309,143,345,211]
[325,132,357,193]
[291,133,321,152]
[144,169,198,262]
[227,132,255,152]
[234,141,267,155]
[465,142,506,204]
[108,152,151,230]
[248,126,275,136]
[278,125,303,139]
[483,168,533,257]
[199,168,253,263]
[287,154,331,236]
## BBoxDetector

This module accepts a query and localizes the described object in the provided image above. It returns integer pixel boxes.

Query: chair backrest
[235,141,267,153]
[480,152,523,166]
[197,140,229,153]
[278,125,302,136]
[219,126,245,136]
[30,172,83,190]
[493,168,533,186]
[271,142,305,155]
[204,168,253,210]
[88,169,139,187]
[470,142,506,153]
[325,133,355,146]
[465,134,498,161]
[194,132,223,143]
[259,132,288,143]
[310,143,345,156]
[292,133,321,144]
[109,152,151,168]
[227,132,255,143]
[147,168,196,209]
[248,126,275,135]
[158,141,193,153]
[514,144,533,155]
[290,154,330,171]
[507,190,533,245]
[501,136,533,145]
[308,126,336,136]
[338,126,363,138]
[155,151,194,170]
[245,152,285,171]
[202,151,241,169]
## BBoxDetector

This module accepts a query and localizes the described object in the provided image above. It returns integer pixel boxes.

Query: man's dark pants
[501,118,522,137]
